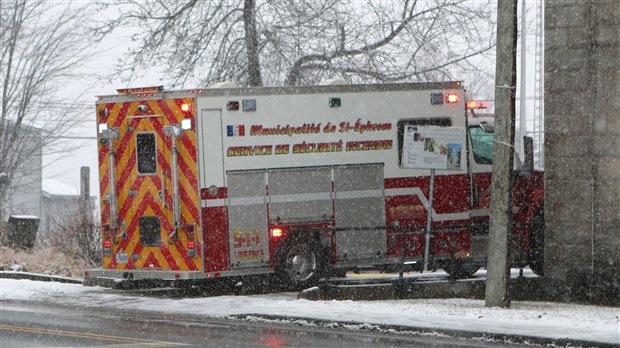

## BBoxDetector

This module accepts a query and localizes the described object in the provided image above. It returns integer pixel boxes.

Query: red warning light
[103,240,111,248]
[188,241,195,249]
[466,101,490,109]
[227,101,240,111]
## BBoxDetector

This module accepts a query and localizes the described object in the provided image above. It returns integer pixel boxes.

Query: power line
[55,136,97,140]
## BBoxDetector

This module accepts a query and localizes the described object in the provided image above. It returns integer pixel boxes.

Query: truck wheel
[443,260,479,279]
[275,234,324,291]
[529,211,544,277]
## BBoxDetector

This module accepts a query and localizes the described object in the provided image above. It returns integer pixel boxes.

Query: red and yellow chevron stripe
[96,97,201,272]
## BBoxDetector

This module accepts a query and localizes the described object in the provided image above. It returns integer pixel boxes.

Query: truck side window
[397,117,452,166]
[136,133,157,175]
[469,126,494,164]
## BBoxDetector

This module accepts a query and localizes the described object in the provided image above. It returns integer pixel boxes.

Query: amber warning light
[446,93,459,104]
[271,228,283,238]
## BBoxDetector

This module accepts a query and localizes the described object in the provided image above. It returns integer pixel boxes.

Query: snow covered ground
[1,277,618,346]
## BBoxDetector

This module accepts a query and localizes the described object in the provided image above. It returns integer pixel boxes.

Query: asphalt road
[1,301,524,348]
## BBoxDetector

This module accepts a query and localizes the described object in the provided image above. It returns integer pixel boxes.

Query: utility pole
[80,166,91,227]
[80,167,90,202]
[485,0,517,308]
[0,172,8,224]
[519,0,527,146]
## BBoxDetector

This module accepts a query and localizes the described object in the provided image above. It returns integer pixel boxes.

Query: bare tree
[94,0,255,87]
[0,0,94,222]
[48,197,101,266]
[274,0,497,86]
[94,0,496,88]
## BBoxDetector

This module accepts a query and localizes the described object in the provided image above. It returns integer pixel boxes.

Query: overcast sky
[42,0,544,199]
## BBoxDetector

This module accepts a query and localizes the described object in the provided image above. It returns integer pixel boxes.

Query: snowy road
[2,301,512,347]
[0,277,618,347]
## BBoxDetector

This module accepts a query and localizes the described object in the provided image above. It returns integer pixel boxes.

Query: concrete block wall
[544,0,619,305]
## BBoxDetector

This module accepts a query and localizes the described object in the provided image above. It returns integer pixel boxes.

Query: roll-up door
[227,170,269,269]
[334,163,386,263]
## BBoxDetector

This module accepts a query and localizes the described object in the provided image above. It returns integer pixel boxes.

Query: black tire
[275,233,324,291]
[529,211,544,276]
[443,260,480,279]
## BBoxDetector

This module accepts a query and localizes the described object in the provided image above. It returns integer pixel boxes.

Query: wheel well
[274,227,326,289]
[280,227,326,250]
[528,209,545,276]
[527,210,545,256]
[530,210,544,240]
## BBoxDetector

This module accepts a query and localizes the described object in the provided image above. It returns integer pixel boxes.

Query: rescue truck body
[85,81,544,288]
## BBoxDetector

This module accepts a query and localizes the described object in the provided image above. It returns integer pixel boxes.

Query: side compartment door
[267,167,333,224]
[227,170,270,269]
[199,109,230,272]
[334,163,386,264]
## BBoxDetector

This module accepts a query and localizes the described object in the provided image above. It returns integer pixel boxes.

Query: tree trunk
[243,0,263,87]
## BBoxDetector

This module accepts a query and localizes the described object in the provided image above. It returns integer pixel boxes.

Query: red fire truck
[84,81,544,289]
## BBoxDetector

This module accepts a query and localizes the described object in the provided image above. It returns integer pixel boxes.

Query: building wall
[544,0,619,305]
[4,129,43,221]
[40,194,79,243]
[40,194,97,243]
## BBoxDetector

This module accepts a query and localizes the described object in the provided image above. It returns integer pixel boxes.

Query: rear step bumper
[83,269,205,286]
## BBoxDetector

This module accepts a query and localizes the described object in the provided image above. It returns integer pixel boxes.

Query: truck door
[104,98,202,272]
[468,121,494,264]
[103,110,169,269]
[129,118,168,269]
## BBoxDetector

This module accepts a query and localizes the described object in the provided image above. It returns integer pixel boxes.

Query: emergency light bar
[116,86,164,94]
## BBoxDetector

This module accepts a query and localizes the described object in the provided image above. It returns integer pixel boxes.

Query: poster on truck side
[402,126,466,170]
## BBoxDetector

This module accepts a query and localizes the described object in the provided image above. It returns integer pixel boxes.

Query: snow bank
[1,279,618,345]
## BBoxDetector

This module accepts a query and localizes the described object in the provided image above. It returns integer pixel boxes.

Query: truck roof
[96,81,464,102]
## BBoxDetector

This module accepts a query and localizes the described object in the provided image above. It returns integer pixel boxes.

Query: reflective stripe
[335,189,383,200]
[269,192,332,203]
[228,196,265,206]
[203,186,469,222]
[203,188,380,207]
[470,209,490,217]
[203,198,226,208]
[127,114,163,119]
[384,187,469,221]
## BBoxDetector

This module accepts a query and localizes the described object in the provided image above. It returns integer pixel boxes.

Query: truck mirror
[480,121,494,133]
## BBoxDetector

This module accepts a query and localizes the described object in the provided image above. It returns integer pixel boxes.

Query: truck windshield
[470,126,494,164]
